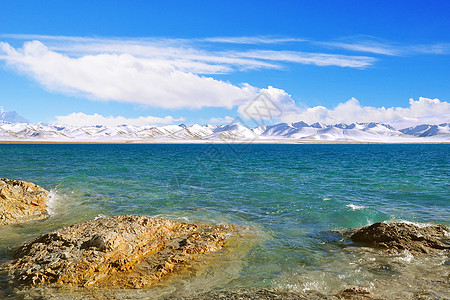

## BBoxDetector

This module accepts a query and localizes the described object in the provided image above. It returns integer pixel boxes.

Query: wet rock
[0,178,49,226]
[5,215,239,288]
[186,288,325,299]
[350,222,450,255]
[337,287,372,299]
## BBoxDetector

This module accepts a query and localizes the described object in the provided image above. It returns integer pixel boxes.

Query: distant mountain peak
[0,108,30,123]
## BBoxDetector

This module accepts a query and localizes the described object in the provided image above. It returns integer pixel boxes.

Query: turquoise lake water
[0,144,449,299]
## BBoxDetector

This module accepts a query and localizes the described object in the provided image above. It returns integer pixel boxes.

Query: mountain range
[0,110,449,143]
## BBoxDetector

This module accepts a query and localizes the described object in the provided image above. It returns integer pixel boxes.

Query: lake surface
[0,144,449,299]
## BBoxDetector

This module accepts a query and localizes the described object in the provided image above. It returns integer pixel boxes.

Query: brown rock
[350,222,450,255]
[6,215,239,288]
[0,178,49,226]
[337,287,372,300]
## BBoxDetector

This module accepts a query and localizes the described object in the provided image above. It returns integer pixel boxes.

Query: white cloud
[54,112,184,126]
[236,50,375,68]
[319,41,399,55]
[0,41,258,109]
[238,86,299,125]
[0,38,377,110]
[201,36,306,44]
[281,97,450,128]
[387,113,450,129]
[207,116,236,125]
[319,37,450,56]
[1,35,448,115]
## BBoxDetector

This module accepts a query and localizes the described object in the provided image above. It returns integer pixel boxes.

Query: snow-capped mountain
[400,123,450,137]
[0,120,448,143]
[0,108,29,123]
[262,122,408,141]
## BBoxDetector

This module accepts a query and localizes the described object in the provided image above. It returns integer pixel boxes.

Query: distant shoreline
[1,140,449,145]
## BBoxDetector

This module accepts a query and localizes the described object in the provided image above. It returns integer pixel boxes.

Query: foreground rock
[350,222,450,255]
[0,178,49,225]
[6,215,238,288]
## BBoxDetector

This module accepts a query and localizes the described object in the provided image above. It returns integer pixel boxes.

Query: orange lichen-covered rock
[7,215,238,288]
[0,178,49,225]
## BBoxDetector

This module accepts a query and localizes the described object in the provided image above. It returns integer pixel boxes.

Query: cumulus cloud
[238,86,299,125]
[0,38,376,110]
[281,97,450,128]
[1,35,448,116]
[54,112,184,126]
[0,41,257,109]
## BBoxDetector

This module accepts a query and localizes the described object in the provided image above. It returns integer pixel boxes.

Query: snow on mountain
[261,122,407,141]
[400,123,450,137]
[0,120,448,143]
[0,108,29,123]
[168,124,214,140]
[207,124,259,140]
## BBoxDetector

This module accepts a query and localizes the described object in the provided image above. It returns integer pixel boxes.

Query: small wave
[384,219,436,228]
[94,214,107,220]
[346,204,367,210]
[394,250,414,263]
[46,190,59,216]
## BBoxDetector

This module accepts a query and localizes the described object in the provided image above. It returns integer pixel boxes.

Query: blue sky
[0,0,449,127]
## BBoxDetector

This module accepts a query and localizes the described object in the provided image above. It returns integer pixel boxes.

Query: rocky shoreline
[0,178,49,226]
[6,215,239,288]
[1,178,449,299]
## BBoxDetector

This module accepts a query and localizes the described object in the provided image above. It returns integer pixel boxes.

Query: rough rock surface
[350,222,450,255]
[337,287,373,299]
[0,178,49,225]
[6,215,238,288]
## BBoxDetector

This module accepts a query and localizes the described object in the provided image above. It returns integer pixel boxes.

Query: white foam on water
[394,250,414,263]
[384,219,435,228]
[365,218,374,226]
[346,204,367,210]
[45,189,59,216]
[322,197,331,201]
[302,281,320,292]
[94,214,107,220]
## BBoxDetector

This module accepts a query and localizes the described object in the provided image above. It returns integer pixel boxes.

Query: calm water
[0,144,449,299]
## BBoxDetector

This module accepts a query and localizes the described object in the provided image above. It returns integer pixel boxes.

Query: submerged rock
[0,178,49,226]
[6,215,238,288]
[190,289,321,299]
[350,222,450,255]
[337,287,373,299]
[181,287,375,300]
